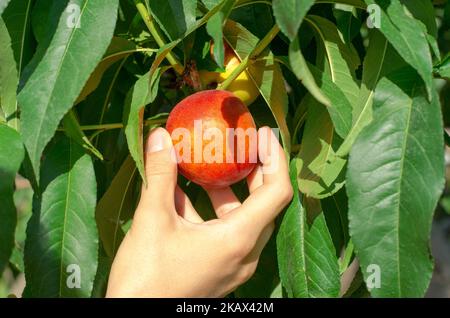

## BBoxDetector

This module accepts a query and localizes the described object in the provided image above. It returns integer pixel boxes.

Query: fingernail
[146,128,171,153]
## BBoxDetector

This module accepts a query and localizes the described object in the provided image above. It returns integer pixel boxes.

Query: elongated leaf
[91,253,112,298]
[148,0,197,41]
[1,0,33,128]
[21,0,68,88]
[363,0,433,99]
[272,0,314,41]
[401,0,437,38]
[347,68,445,297]
[30,0,54,44]
[62,109,103,160]
[124,68,164,184]
[305,15,360,111]
[96,156,137,258]
[333,4,361,44]
[321,187,349,255]
[76,37,139,104]
[3,0,33,77]
[0,17,19,129]
[206,0,236,69]
[304,213,340,297]
[0,124,24,274]
[224,20,291,152]
[145,0,233,77]
[277,159,340,297]
[24,137,98,297]
[19,0,119,182]
[297,100,346,199]
[277,159,308,297]
[337,30,394,157]
[229,0,274,39]
[0,0,11,16]
[288,37,330,107]
[308,63,352,138]
[435,54,450,80]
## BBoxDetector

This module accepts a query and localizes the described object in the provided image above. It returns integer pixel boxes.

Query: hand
[106,127,293,298]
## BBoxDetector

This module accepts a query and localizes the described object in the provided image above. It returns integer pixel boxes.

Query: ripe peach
[166,90,258,188]
[199,42,260,106]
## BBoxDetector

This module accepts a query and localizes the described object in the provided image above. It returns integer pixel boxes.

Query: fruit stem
[134,0,184,74]
[251,24,280,58]
[218,24,280,90]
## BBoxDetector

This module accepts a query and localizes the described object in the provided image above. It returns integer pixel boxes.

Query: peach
[166,90,258,188]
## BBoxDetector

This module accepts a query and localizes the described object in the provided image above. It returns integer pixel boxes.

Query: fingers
[134,128,178,225]
[205,187,241,218]
[247,165,263,194]
[175,186,203,223]
[226,127,293,238]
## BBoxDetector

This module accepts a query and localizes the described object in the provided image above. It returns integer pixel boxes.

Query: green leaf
[304,213,340,297]
[0,0,11,16]
[91,253,112,298]
[24,137,98,297]
[124,68,164,184]
[288,37,330,107]
[30,0,54,44]
[0,124,24,275]
[401,0,437,39]
[321,187,349,255]
[3,0,34,77]
[337,30,393,157]
[224,20,291,153]
[148,0,197,41]
[297,101,346,199]
[229,0,274,39]
[96,156,137,258]
[277,159,308,297]
[19,0,119,183]
[434,54,450,79]
[62,109,103,160]
[277,159,340,297]
[308,63,353,138]
[333,4,361,44]
[347,68,445,297]
[363,0,433,100]
[305,15,360,111]
[20,0,68,88]
[272,0,315,41]
[8,185,32,274]
[76,37,140,104]
[0,17,19,129]
[147,0,237,77]
[1,0,34,128]
[206,0,236,69]
[202,0,221,10]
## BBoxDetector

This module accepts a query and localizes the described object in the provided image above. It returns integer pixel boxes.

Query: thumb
[139,127,177,211]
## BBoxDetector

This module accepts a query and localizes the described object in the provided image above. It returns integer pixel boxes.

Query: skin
[199,43,260,105]
[106,127,293,297]
[166,90,257,188]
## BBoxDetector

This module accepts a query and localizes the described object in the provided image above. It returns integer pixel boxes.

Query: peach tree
[0,0,449,297]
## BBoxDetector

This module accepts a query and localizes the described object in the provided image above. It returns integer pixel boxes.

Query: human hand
[106,127,293,297]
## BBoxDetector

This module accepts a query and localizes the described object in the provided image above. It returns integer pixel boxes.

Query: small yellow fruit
[199,42,260,106]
